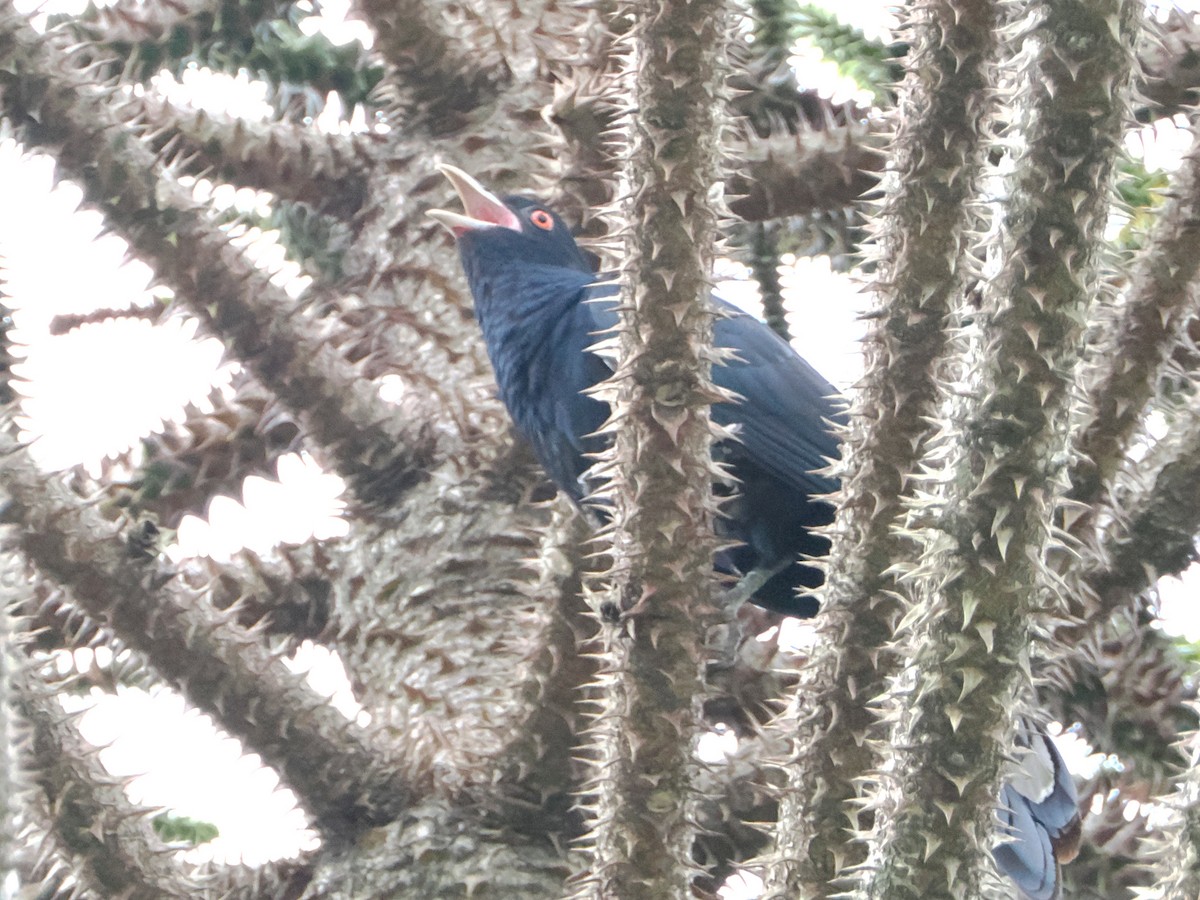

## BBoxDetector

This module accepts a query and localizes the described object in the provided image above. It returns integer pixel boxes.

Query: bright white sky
[2,0,1198,885]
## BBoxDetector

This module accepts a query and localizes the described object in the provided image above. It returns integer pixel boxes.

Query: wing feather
[579,285,844,497]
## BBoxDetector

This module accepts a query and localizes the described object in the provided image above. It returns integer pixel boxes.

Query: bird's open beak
[427,165,521,237]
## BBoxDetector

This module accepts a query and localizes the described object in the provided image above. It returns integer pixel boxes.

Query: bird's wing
[579,287,844,497]
[994,723,1081,900]
[709,301,844,497]
[1005,725,1081,838]
[995,783,1060,900]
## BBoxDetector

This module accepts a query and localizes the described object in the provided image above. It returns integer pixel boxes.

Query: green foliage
[211,199,347,278]
[239,20,383,110]
[152,813,219,846]
[1173,633,1200,669]
[1117,159,1168,209]
[267,201,348,279]
[74,1,384,117]
[745,2,904,104]
[791,5,904,104]
[752,0,800,51]
[1114,158,1168,249]
[131,458,181,505]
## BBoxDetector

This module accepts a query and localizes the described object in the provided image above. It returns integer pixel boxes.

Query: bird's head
[427,165,594,280]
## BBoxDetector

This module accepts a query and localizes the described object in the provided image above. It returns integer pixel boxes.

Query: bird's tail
[993,720,1082,900]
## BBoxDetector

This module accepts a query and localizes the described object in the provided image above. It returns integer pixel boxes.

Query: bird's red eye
[529,209,554,231]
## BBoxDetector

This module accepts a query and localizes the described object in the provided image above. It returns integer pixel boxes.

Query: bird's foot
[721,559,790,617]
[709,560,790,669]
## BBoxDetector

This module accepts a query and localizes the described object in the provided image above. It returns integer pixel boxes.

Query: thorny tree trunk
[2,0,1200,896]
[760,0,996,890]
[572,0,727,898]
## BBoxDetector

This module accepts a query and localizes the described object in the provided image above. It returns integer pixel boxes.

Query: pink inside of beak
[430,165,523,236]
[466,199,519,230]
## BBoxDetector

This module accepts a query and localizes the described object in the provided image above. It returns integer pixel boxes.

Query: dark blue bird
[427,165,1080,896]
[428,166,842,618]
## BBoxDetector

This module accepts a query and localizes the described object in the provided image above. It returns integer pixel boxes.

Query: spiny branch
[134,92,377,218]
[1079,396,1200,626]
[354,0,509,125]
[17,667,220,898]
[760,0,996,889]
[1070,117,1200,522]
[75,0,290,48]
[575,0,729,895]
[863,0,1140,891]
[1,430,412,833]
[0,6,438,506]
